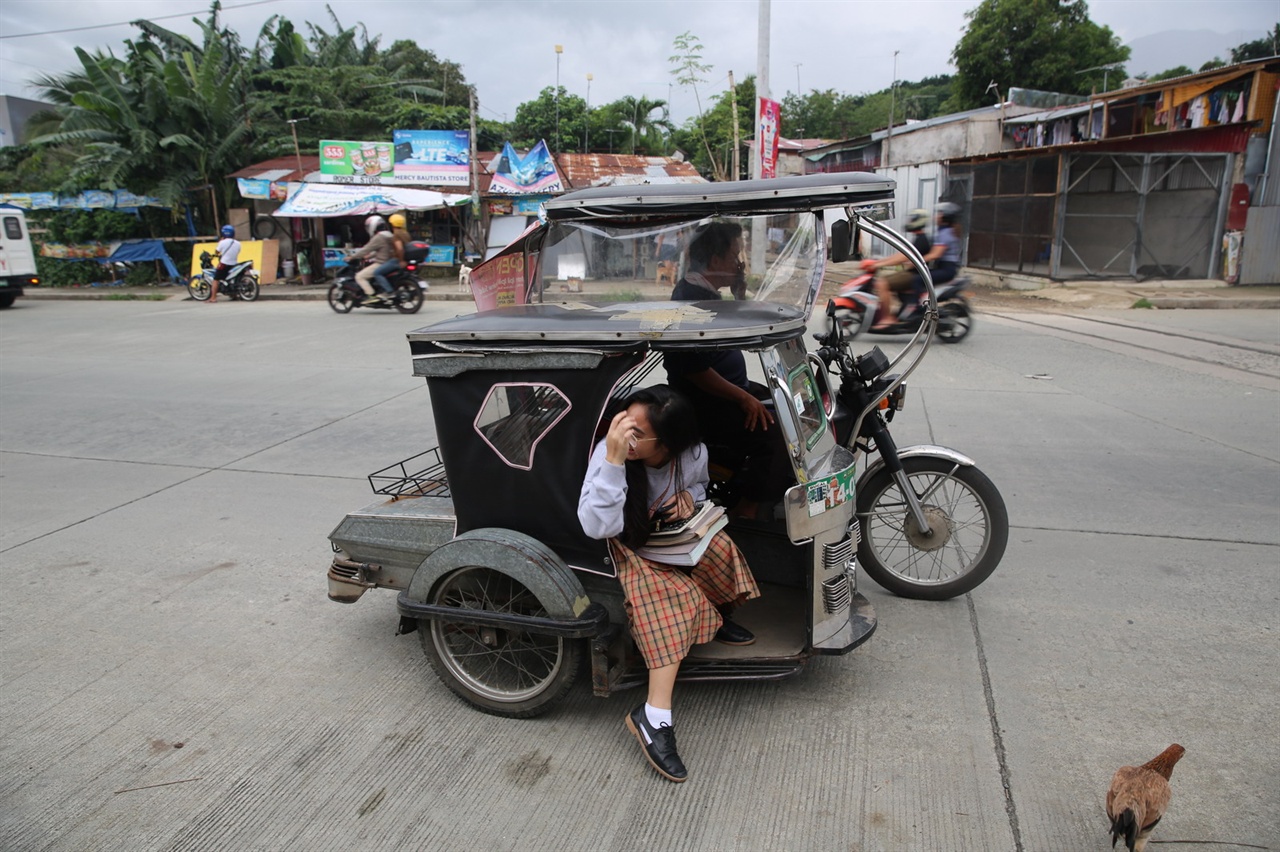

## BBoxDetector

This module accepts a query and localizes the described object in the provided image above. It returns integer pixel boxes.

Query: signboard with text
[320,140,395,181]
[392,130,471,185]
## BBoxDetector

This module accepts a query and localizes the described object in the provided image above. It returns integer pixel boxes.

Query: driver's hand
[739,393,774,431]
[859,259,878,272]
[656,490,695,522]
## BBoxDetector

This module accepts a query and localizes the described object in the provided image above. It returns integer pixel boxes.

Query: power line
[0,0,283,40]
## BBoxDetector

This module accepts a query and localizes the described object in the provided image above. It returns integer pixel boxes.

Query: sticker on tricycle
[806,467,856,517]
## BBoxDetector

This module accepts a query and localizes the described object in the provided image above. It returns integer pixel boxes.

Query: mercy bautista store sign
[318,132,470,186]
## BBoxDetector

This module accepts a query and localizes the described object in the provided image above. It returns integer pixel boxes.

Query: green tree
[1145,65,1193,81]
[511,86,589,152]
[1199,57,1226,72]
[951,0,1129,109]
[1230,24,1279,63]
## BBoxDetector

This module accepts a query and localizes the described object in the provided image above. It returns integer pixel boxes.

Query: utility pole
[554,44,563,146]
[729,70,741,180]
[286,117,308,178]
[885,50,898,169]
[794,62,802,96]
[585,73,593,152]
[751,0,771,277]
[469,87,479,217]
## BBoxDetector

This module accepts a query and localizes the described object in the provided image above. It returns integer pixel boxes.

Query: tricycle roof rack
[543,172,895,221]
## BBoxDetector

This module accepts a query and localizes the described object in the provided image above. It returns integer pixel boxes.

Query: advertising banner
[489,141,563,195]
[468,222,542,311]
[392,130,471,185]
[759,97,781,179]
[0,191,164,209]
[237,178,299,201]
[319,140,395,182]
[275,184,467,217]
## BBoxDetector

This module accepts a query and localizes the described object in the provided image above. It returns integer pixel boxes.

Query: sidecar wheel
[421,566,581,718]
[188,276,211,301]
[936,301,971,343]
[327,284,354,314]
[856,456,1007,600]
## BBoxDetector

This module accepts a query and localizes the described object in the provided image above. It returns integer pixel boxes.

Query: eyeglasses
[630,435,660,444]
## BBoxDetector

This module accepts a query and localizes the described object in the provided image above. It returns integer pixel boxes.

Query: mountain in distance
[1123,29,1258,79]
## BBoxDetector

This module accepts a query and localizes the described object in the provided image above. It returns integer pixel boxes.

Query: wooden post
[729,70,741,181]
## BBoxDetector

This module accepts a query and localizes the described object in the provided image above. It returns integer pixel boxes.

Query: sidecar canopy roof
[542,172,895,222]
[408,299,804,359]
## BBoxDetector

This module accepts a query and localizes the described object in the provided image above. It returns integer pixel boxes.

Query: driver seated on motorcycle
[209,224,241,303]
[349,220,397,301]
[860,203,962,329]
[666,221,791,521]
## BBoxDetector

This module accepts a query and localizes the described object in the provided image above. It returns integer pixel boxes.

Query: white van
[0,206,39,308]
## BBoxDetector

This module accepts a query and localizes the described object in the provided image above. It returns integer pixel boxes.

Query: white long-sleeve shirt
[577,441,709,540]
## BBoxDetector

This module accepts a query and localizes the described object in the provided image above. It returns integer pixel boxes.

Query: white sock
[644,703,672,741]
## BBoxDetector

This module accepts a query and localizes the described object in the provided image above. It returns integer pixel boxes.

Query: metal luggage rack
[368,447,452,499]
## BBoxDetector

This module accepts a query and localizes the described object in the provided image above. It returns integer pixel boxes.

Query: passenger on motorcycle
[373,212,412,292]
[210,225,240,304]
[349,220,396,301]
[577,386,759,783]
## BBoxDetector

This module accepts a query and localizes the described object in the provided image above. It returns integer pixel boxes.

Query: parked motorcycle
[327,257,426,314]
[188,251,259,301]
[831,269,973,343]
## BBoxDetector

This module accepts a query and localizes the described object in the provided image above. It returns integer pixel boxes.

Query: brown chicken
[1106,743,1186,852]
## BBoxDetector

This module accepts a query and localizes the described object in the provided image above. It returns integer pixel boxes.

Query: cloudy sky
[1,0,1275,127]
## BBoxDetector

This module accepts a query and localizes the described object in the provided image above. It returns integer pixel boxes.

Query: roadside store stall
[272,183,469,270]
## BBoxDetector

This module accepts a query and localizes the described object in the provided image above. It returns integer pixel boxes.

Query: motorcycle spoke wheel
[936,302,972,343]
[422,566,579,718]
[327,284,354,314]
[188,277,211,301]
[236,275,260,302]
[395,284,424,314]
[856,456,1007,600]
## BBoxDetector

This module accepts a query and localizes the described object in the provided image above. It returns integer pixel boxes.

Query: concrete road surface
[1,299,1277,851]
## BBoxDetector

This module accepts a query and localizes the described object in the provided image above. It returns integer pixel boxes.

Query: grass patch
[1131,297,1154,309]
[105,292,170,301]
[611,289,646,302]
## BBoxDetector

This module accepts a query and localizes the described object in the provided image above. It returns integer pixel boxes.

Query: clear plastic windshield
[538,212,823,316]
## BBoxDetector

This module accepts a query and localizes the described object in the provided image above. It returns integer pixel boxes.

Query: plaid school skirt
[610,530,760,670]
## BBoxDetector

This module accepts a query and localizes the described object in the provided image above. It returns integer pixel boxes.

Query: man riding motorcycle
[349,220,396,301]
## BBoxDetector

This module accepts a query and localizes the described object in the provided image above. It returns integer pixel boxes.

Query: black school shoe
[625,704,688,782]
[715,618,756,646]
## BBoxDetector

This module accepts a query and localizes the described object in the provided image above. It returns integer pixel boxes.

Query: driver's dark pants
[692,385,793,505]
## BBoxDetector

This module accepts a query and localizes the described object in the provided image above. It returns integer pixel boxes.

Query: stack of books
[635,502,728,567]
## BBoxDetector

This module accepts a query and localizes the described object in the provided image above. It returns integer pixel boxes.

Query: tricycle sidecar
[326,173,995,717]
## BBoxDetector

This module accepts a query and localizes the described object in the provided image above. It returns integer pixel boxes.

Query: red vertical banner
[759,97,781,179]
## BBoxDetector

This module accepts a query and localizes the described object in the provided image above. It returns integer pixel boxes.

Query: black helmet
[936,202,961,225]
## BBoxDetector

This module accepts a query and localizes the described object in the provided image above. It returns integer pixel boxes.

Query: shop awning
[273,183,469,218]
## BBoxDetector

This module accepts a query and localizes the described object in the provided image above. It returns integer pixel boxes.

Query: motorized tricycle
[325,173,1008,717]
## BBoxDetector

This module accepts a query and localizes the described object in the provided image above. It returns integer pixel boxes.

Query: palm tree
[619,96,673,155]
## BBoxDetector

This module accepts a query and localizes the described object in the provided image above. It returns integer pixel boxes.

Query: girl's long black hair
[617,386,700,549]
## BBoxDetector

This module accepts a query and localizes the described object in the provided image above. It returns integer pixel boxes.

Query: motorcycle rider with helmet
[210,224,241,304]
[372,212,412,296]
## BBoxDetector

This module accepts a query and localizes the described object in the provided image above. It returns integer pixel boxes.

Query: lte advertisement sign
[392,130,471,185]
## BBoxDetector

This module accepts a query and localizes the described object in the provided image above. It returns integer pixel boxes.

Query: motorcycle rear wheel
[235,275,260,302]
[188,276,211,301]
[836,304,869,340]
[395,282,424,314]
[856,455,1007,600]
[936,301,972,343]
[327,284,354,314]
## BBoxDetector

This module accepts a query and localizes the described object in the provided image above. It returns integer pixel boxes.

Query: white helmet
[905,209,930,232]
[364,215,387,238]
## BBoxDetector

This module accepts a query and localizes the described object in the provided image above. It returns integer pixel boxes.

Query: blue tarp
[104,240,183,280]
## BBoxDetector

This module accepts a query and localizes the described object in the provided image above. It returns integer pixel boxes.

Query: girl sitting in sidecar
[578,385,759,783]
